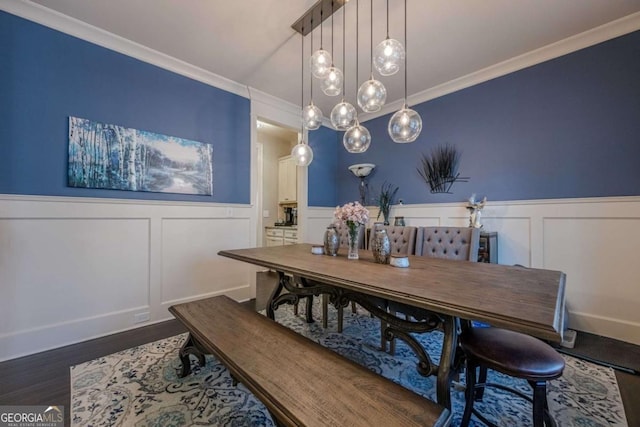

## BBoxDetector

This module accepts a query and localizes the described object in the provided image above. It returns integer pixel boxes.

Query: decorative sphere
[343,122,372,153]
[388,107,422,143]
[330,101,357,130]
[321,67,343,96]
[357,79,387,112]
[291,143,313,166]
[310,49,332,78]
[302,102,323,130]
[373,38,405,76]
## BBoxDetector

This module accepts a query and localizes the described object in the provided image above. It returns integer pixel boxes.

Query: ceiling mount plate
[291,0,348,36]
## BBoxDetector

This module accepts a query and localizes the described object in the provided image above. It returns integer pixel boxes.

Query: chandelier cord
[386,0,390,39]
[342,3,346,98]
[320,9,324,49]
[369,0,373,77]
[356,0,359,89]
[310,19,314,101]
[404,0,408,105]
[301,26,304,109]
[331,1,335,66]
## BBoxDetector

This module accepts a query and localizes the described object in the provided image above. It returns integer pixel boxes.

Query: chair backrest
[335,223,366,249]
[369,226,417,255]
[415,227,480,261]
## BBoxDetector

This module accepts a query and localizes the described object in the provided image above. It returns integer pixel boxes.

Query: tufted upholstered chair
[415,226,480,260]
[335,221,366,249]
[384,226,480,353]
[369,225,417,256]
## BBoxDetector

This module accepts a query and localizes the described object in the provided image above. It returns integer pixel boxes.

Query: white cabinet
[264,227,297,246]
[284,229,298,245]
[278,156,297,203]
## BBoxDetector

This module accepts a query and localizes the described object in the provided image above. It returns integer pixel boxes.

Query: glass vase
[372,228,391,264]
[347,223,361,260]
[324,225,339,256]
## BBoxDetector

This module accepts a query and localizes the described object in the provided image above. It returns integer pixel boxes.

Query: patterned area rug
[71,302,628,426]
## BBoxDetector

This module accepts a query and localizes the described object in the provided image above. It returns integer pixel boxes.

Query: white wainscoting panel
[0,195,256,361]
[543,217,640,343]
[160,218,254,306]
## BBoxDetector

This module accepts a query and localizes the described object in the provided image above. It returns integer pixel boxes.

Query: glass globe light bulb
[302,102,323,130]
[357,78,387,112]
[291,143,313,166]
[373,38,405,76]
[388,106,422,143]
[321,66,343,96]
[310,49,332,78]
[343,121,372,153]
[330,101,357,130]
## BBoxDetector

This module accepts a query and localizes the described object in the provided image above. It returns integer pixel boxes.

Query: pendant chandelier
[357,0,386,113]
[292,0,421,155]
[310,9,332,79]
[344,0,371,153]
[292,25,314,167]
[321,3,343,96]
[330,5,357,130]
[388,0,422,143]
[373,0,405,76]
[302,24,323,130]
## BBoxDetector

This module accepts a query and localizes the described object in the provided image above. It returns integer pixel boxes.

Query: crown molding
[249,87,299,117]
[0,0,250,99]
[360,11,640,123]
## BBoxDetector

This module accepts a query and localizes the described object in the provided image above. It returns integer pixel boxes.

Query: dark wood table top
[219,244,566,342]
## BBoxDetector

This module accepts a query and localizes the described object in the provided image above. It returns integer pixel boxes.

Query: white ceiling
[27,0,640,118]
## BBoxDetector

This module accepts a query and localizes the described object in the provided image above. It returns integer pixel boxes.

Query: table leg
[322,294,328,329]
[266,272,285,320]
[305,294,314,323]
[177,333,207,378]
[436,315,457,410]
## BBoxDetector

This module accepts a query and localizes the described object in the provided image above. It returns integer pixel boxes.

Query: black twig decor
[417,144,469,193]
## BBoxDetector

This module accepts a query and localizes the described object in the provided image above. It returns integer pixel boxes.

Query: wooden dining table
[218,243,566,411]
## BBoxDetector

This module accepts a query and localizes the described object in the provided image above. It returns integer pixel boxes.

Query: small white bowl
[311,245,324,255]
[390,255,410,268]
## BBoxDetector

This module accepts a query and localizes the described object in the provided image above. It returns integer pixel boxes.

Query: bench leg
[178,333,206,378]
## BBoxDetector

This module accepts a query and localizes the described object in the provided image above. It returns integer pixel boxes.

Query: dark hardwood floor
[1,273,637,426]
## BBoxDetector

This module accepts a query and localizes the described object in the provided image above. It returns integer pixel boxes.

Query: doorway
[256,118,300,247]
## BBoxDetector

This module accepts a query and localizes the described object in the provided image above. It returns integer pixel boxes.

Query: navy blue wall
[0,11,251,203]
[337,31,640,205]
[308,126,339,207]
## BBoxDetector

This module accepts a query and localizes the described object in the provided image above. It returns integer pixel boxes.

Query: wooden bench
[169,295,451,427]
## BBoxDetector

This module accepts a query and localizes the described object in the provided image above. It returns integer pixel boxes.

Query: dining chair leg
[531,380,546,427]
[461,359,477,427]
[321,294,328,329]
[379,321,387,352]
[351,301,357,314]
[293,302,298,316]
[475,366,488,401]
[337,305,344,333]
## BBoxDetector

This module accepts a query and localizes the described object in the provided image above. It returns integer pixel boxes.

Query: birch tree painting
[68,117,213,195]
